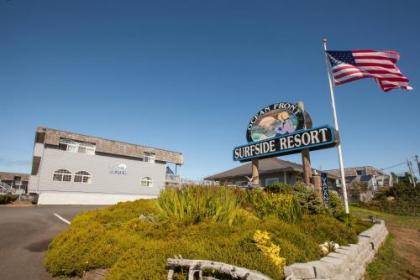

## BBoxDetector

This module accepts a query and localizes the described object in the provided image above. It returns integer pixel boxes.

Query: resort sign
[234,102,339,162]
[234,126,336,161]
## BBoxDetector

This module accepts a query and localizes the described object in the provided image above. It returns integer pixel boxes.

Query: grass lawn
[351,206,420,280]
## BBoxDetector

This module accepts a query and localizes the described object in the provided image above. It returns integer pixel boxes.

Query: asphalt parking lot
[0,205,104,280]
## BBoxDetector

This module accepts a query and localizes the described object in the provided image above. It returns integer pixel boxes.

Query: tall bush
[267,182,326,215]
[0,194,18,204]
[242,189,303,223]
[157,185,242,225]
[328,191,346,220]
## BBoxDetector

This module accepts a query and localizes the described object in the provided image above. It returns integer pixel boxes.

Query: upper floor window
[144,152,155,163]
[141,177,153,187]
[74,171,92,184]
[59,138,96,155]
[53,169,72,182]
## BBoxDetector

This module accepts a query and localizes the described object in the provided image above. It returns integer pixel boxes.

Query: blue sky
[1,0,419,179]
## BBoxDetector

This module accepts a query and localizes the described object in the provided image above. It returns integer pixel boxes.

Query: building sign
[234,126,337,162]
[110,163,128,175]
[246,102,305,142]
[321,172,330,204]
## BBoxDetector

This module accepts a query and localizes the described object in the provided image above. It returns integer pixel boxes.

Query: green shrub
[328,191,346,221]
[361,182,420,216]
[265,182,327,215]
[45,186,363,279]
[242,189,303,223]
[157,186,242,225]
[0,194,18,204]
[264,182,293,194]
[300,215,358,245]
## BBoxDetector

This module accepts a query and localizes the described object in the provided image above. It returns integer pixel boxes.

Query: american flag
[326,50,412,92]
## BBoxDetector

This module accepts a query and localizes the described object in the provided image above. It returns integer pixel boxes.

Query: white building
[28,127,183,205]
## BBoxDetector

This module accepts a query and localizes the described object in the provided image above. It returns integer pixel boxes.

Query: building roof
[204,158,337,180]
[0,172,30,181]
[324,166,386,177]
[36,127,183,165]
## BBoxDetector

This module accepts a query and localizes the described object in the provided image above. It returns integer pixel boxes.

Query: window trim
[74,171,92,184]
[144,153,156,163]
[59,138,96,155]
[141,177,153,187]
[53,169,72,182]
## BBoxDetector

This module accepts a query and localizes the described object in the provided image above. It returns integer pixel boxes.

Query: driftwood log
[167,258,273,280]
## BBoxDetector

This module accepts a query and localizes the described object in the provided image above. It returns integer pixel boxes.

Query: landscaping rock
[284,220,389,280]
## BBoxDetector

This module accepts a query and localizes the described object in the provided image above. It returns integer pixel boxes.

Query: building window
[265,177,279,186]
[144,153,155,163]
[74,171,92,184]
[59,138,96,155]
[53,169,72,182]
[141,177,153,187]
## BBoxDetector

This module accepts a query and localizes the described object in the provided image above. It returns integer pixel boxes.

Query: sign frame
[233,125,338,162]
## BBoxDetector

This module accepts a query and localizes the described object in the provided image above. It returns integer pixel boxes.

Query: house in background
[0,172,29,194]
[204,158,338,188]
[325,166,393,191]
[28,127,183,205]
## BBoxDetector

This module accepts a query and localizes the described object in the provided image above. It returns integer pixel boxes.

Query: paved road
[0,205,104,280]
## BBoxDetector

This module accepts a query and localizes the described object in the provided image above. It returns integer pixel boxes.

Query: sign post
[297,102,313,185]
[251,159,260,186]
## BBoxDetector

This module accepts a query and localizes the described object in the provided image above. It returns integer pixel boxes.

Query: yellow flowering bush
[253,230,286,268]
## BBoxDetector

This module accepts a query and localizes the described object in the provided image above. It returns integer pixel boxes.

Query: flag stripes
[326,50,412,92]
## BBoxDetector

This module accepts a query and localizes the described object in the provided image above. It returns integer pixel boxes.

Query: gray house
[28,127,183,205]
[0,172,30,194]
[325,166,393,191]
[204,158,338,188]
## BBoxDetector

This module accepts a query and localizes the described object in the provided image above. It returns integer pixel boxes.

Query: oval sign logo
[246,102,306,142]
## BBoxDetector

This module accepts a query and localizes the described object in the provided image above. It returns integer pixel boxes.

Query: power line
[380,155,419,171]
[380,161,406,171]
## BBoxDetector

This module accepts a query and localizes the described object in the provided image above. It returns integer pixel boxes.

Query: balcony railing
[166,174,181,183]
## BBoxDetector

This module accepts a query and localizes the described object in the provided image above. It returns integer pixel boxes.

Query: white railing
[0,182,15,194]
[166,174,181,183]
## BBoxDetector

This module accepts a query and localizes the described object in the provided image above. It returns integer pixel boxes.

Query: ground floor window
[53,169,72,182]
[74,171,92,184]
[265,177,279,186]
[141,177,153,187]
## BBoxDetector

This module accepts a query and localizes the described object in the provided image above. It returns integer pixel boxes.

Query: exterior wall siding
[38,127,183,165]
[30,147,166,197]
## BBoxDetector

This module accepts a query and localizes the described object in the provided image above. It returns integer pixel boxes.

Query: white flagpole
[322,38,350,214]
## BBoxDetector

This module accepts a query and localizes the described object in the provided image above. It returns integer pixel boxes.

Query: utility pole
[407,159,416,188]
[415,155,420,178]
